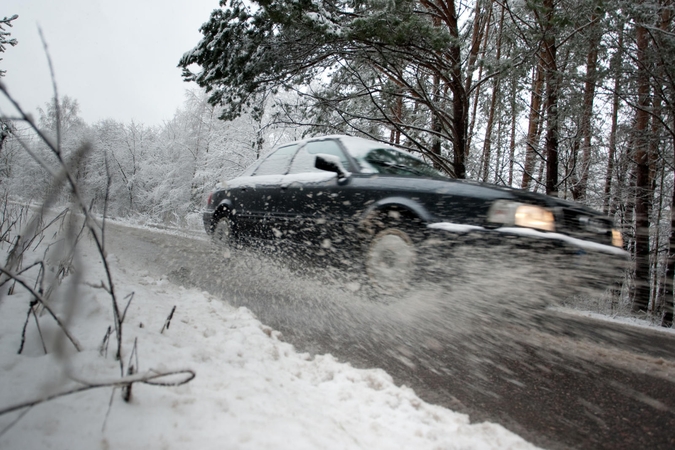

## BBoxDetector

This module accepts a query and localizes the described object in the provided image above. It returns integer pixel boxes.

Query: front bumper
[426,222,629,300]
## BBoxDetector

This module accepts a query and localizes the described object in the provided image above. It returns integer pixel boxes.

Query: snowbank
[0,227,538,449]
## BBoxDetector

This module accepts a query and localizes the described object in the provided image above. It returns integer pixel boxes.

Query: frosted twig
[160,305,177,334]
[0,369,196,416]
[0,406,32,439]
[99,326,112,357]
[101,388,116,432]
[122,338,139,402]
[18,300,37,354]
[31,302,48,354]
[120,292,134,324]
[0,267,81,352]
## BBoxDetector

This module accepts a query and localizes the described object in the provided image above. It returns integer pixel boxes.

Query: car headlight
[488,200,555,232]
[611,229,623,248]
[514,204,555,232]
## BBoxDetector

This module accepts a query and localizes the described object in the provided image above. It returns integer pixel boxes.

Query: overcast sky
[1,0,219,126]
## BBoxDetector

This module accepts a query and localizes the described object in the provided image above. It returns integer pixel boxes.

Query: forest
[2,0,675,326]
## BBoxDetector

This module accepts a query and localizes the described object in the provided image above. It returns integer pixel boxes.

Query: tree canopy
[179,0,466,177]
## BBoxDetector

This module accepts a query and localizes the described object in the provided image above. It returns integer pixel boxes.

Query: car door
[232,144,298,241]
[280,138,362,253]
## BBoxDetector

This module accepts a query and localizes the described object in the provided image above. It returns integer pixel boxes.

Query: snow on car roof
[334,135,400,157]
[293,134,421,161]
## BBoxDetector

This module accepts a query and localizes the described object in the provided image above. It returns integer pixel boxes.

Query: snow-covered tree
[178,0,468,177]
[0,14,18,154]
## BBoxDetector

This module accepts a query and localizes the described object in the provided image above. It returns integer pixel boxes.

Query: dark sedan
[203,135,627,296]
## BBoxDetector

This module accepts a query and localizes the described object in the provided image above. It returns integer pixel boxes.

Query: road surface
[105,221,675,450]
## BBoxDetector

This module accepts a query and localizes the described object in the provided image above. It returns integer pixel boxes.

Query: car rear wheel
[212,217,232,258]
[365,226,418,294]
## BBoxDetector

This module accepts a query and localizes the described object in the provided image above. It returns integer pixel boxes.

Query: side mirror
[315,154,350,180]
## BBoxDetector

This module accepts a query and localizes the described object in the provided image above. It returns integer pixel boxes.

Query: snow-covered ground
[0,214,539,449]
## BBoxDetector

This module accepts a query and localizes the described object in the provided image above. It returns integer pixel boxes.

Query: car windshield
[359,148,446,178]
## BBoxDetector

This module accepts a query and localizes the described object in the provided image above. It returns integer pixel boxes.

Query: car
[203,134,628,297]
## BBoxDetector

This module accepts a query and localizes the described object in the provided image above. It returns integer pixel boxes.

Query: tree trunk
[604,24,623,214]
[650,167,665,312]
[479,5,504,183]
[662,174,675,327]
[521,60,545,190]
[658,0,674,326]
[572,14,601,201]
[464,0,489,97]
[663,113,675,327]
[420,0,468,178]
[494,114,504,184]
[445,0,468,179]
[431,74,443,165]
[541,0,559,196]
[508,75,517,186]
[633,22,653,313]
[465,0,491,160]
[390,95,403,145]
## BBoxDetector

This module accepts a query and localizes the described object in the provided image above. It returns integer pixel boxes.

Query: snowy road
[105,221,675,450]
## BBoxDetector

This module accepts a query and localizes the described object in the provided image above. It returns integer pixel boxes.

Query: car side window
[253,145,298,176]
[288,140,351,174]
[363,148,443,178]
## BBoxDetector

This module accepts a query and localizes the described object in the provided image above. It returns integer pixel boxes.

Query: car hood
[453,179,604,215]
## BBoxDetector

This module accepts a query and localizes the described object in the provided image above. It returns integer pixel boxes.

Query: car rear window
[253,144,298,176]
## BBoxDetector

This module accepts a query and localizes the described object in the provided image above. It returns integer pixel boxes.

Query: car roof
[282,134,413,159]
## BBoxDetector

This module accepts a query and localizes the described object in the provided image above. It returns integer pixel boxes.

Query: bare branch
[0,267,82,352]
[0,369,196,417]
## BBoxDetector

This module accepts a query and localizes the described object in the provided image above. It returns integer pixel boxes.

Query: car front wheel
[365,227,418,294]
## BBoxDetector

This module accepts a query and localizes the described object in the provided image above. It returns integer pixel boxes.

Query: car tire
[212,217,233,258]
[364,216,420,295]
